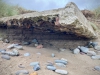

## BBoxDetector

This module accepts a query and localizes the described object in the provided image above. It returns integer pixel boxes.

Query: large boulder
[0,2,97,39]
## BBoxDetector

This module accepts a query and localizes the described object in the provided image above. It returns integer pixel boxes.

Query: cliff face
[0,2,97,39]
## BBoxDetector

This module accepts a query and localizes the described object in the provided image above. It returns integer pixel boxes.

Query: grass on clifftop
[0,0,35,18]
[93,6,100,19]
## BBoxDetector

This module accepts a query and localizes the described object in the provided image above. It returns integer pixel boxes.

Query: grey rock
[30,62,39,66]
[4,39,9,43]
[91,42,98,47]
[51,53,55,57]
[24,53,30,56]
[0,49,6,53]
[61,58,68,62]
[15,70,29,75]
[14,45,23,50]
[55,63,66,67]
[94,46,100,50]
[33,64,40,71]
[87,51,96,56]
[73,48,80,54]
[22,42,30,45]
[7,44,15,49]
[0,38,3,41]
[13,49,19,56]
[55,60,67,65]
[47,66,56,71]
[31,39,38,44]
[79,46,89,53]
[55,69,68,75]
[91,55,100,60]
[94,66,100,71]
[1,55,10,60]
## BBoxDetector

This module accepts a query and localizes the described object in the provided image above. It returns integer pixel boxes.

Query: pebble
[35,44,38,47]
[59,48,66,52]
[94,66,100,71]
[55,60,67,65]
[87,51,96,56]
[0,49,6,53]
[7,44,15,49]
[91,55,100,60]
[55,69,68,75]
[91,42,98,47]
[55,63,66,67]
[51,53,55,57]
[94,46,100,50]
[15,70,29,75]
[61,58,68,62]
[24,53,30,56]
[33,64,40,71]
[1,55,10,60]
[31,39,38,44]
[4,39,9,43]
[0,38,3,41]
[23,42,30,45]
[14,45,23,50]
[73,48,80,54]
[79,46,89,53]
[47,66,56,71]
[46,63,54,66]
[13,49,19,56]
[18,64,25,68]
[30,62,39,67]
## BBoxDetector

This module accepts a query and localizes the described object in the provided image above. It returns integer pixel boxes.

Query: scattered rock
[91,55,100,60]
[35,44,38,47]
[55,60,67,65]
[87,51,96,56]
[0,38,3,41]
[30,62,39,67]
[7,44,16,49]
[73,48,80,54]
[14,45,23,50]
[94,66,100,71]
[0,49,6,53]
[55,69,68,75]
[33,64,40,71]
[86,41,93,48]
[24,53,30,56]
[13,49,19,56]
[55,63,66,67]
[59,48,66,52]
[15,70,29,75]
[47,66,56,71]
[1,55,10,60]
[51,53,55,57]
[22,41,30,45]
[46,62,54,66]
[91,42,98,47]
[4,39,9,43]
[61,58,68,62]
[36,44,43,49]
[79,46,89,53]
[30,72,38,75]
[94,46,100,50]
[31,39,38,44]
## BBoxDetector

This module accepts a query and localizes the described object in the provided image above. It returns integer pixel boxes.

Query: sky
[3,0,100,11]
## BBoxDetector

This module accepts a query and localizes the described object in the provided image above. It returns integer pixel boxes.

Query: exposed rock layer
[0,2,97,39]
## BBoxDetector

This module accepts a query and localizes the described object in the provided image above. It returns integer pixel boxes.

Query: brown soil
[0,40,100,75]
